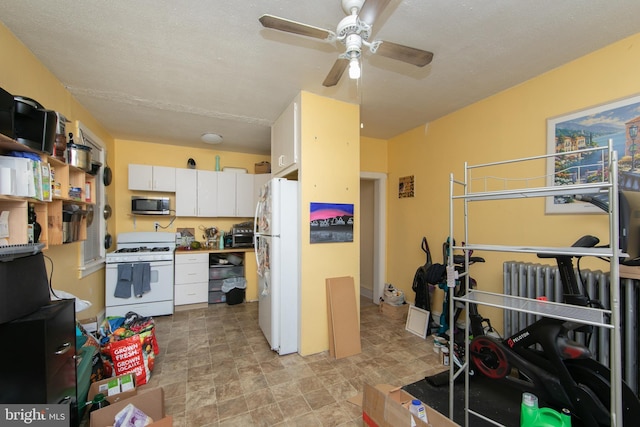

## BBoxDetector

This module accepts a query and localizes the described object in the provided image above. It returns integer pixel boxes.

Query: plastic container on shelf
[520,392,571,427]
[409,399,429,424]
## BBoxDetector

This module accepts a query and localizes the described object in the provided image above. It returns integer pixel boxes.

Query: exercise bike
[469,235,640,427]
[437,238,488,338]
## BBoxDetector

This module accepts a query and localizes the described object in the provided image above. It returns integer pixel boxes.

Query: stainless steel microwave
[131,197,170,215]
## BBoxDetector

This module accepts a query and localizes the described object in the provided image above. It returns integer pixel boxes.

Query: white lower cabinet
[174,252,209,306]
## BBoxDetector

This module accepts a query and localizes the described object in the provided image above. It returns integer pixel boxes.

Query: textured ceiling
[1,0,640,155]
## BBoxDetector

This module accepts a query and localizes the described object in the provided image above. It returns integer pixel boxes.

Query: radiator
[502,261,639,395]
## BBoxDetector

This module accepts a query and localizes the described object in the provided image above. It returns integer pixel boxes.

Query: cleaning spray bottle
[521,393,572,427]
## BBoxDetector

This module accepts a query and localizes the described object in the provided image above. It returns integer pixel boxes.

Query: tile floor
[105,298,445,426]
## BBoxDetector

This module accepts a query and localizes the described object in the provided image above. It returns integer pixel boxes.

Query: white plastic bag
[50,289,92,312]
[221,277,247,293]
[383,283,405,306]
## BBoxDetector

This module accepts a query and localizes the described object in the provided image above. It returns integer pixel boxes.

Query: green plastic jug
[521,393,572,427]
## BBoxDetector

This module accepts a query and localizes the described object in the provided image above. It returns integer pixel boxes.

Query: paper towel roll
[0,167,14,195]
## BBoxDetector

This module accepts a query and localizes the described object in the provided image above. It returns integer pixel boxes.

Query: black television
[0,251,51,323]
[619,190,640,264]
[576,190,640,264]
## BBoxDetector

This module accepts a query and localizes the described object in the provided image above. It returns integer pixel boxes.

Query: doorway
[360,172,386,304]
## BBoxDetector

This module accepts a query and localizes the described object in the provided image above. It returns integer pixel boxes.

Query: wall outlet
[154,222,160,231]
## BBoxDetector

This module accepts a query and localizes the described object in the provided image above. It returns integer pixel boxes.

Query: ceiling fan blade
[323,58,349,87]
[375,40,434,67]
[259,14,334,41]
[359,0,391,25]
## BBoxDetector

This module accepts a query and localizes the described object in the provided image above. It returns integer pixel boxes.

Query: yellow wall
[0,23,115,318]
[299,91,360,355]
[386,33,640,330]
[360,136,388,173]
[359,136,388,295]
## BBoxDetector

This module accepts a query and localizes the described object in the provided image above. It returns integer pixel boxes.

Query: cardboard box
[88,373,137,407]
[379,301,410,320]
[358,383,460,427]
[90,387,171,427]
[254,161,271,174]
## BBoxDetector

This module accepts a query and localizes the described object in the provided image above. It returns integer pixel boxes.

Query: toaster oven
[231,222,254,248]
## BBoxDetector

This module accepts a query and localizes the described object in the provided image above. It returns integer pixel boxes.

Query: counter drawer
[175,263,208,284]
[174,282,208,305]
[175,252,209,265]
[209,265,244,280]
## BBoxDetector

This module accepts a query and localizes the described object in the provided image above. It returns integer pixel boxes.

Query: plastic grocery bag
[221,277,247,293]
[98,312,159,385]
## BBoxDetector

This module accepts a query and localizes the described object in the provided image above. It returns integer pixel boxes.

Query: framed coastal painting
[546,94,640,214]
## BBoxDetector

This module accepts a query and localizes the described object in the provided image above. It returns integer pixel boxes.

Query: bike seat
[537,235,600,258]
[452,255,485,264]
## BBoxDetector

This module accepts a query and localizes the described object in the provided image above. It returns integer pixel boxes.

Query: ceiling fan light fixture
[349,57,361,79]
[201,133,223,144]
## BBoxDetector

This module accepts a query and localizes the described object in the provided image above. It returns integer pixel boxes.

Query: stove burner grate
[115,246,171,253]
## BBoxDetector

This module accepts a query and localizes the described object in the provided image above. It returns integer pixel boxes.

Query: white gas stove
[105,232,176,317]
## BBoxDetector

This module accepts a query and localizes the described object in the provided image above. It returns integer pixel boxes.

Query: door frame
[360,172,386,305]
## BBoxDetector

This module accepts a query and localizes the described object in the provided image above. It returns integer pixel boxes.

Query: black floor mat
[403,372,522,426]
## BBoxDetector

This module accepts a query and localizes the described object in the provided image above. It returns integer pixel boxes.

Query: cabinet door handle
[55,342,72,355]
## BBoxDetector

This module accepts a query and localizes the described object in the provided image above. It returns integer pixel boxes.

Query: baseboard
[360,286,373,300]
[174,302,208,312]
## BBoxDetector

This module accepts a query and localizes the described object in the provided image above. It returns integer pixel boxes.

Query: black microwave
[131,197,170,215]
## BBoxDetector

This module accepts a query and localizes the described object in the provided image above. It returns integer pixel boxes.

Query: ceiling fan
[259,0,434,87]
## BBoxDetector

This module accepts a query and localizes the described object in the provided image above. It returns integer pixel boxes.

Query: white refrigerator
[254,178,300,355]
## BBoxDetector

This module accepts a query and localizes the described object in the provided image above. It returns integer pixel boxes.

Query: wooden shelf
[0,135,93,247]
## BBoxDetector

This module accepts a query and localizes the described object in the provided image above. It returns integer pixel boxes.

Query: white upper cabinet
[175,168,197,216]
[197,170,218,217]
[128,164,176,192]
[254,174,270,210]
[216,172,255,217]
[175,169,263,218]
[271,93,300,177]
[235,173,255,217]
[175,169,218,217]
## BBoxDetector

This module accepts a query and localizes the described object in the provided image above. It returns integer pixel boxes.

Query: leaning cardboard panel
[326,280,336,358]
[326,276,361,359]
